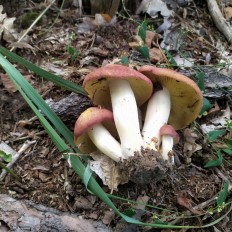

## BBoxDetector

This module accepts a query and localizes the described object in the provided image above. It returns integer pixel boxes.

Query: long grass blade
[0,46,86,95]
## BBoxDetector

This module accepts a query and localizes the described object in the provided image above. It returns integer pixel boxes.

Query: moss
[21,12,43,29]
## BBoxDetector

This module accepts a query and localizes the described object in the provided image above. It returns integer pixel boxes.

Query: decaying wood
[46,93,92,127]
[207,0,232,43]
[0,194,111,232]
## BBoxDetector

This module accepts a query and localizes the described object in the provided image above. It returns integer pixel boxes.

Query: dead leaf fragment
[136,0,172,18]
[224,7,232,20]
[90,152,129,191]
[183,128,202,159]
[145,30,156,48]
[149,47,165,63]
[0,5,19,43]
[134,195,149,210]
[0,73,17,93]
[102,210,115,225]
[177,192,201,214]
[74,196,93,210]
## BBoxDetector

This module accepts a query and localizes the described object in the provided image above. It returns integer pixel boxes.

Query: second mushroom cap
[139,65,203,130]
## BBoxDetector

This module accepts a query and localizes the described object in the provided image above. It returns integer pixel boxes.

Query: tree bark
[0,194,111,232]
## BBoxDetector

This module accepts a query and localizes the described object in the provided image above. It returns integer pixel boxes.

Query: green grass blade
[0,161,21,181]
[0,46,86,95]
[0,53,76,148]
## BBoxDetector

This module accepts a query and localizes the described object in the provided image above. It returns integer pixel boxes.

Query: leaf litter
[0,1,232,230]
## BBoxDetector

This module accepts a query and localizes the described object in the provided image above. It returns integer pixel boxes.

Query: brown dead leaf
[74,196,93,210]
[89,47,109,57]
[177,192,201,215]
[208,101,220,114]
[145,30,156,48]
[90,152,129,191]
[102,210,115,225]
[183,128,202,159]
[134,195,149,210]
[0,73,17,93]
[149,47,165,63]
[224,7,232,20]
[128,41,141,49]
[38,172,52,182]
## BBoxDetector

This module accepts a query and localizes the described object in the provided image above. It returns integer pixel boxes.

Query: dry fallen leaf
[102,210,115,225]
[201,104,231,134]
[74,196,93,210]
[90,152,129,191]
[183,128,202,159]
[145,30,156,48]
[224,7,232,20]
[136,0,172,18]
[177,192,201,215]
[133,195,149,210]
[0,73,18,93]
[149,47,165,63]
[0,5,18,43]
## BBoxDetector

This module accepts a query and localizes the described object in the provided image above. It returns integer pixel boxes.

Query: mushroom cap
[83,64,153,109]
[139,65,203,130]
[74,107,118,153]
[160,124,179,144]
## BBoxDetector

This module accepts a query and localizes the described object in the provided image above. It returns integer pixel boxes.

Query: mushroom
[74,107,124,162]
[83,64,153,158]
[160,124,179,163]
[139,65,203,150]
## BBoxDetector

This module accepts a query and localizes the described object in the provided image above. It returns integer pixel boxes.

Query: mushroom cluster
[74,64,203,183]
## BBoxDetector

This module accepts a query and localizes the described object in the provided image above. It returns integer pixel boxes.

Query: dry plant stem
[0,140,36,181]
[10,0,56,52]
[206,0,232,43]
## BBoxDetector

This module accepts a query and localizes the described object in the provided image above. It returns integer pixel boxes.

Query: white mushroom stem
[109,79,143,158]
[88,124,124,162]
[161,135,174,163]
[142,87,171,150]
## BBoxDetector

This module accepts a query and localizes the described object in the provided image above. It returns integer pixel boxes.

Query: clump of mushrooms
[82,64,153,158]
[74,64,203,185]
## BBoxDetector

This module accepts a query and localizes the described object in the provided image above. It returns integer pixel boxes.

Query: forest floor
[0,0,232,231]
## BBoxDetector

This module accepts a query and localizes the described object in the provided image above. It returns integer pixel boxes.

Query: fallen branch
[206,0,232,43]
[0,194,110,232]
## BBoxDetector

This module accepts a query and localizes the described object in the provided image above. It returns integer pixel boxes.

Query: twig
[9,0,56,52]
[206,0,232,43]
[0,140,36,181]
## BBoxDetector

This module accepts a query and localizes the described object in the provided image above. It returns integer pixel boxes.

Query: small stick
[9,0,56,52]
[0,140,36,181]
[206,0,232,43]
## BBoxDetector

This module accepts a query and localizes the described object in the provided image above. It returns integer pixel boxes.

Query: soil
[0,0,232,231]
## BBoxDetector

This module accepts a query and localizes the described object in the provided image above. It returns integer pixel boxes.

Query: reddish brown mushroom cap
[83,64,153,109]
[160,124,179,144]
[139,65,203,130]
[74,107,117,153]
